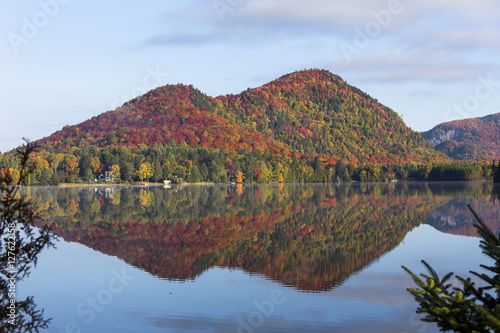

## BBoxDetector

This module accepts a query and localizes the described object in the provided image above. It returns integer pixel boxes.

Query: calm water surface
[16,182,500,332]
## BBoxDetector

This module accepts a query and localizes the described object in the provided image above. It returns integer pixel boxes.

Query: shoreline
[57,182,163,188]
[26,179,493,189]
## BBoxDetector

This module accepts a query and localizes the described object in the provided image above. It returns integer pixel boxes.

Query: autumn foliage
[28,183,498,291]
[38,69,446,165]
[422,112,500,161]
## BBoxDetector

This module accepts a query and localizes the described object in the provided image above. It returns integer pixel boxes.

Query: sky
[1,0,499,153]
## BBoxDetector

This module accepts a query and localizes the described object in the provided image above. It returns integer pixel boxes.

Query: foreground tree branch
[403,205,500,332]
[0,140,57,332]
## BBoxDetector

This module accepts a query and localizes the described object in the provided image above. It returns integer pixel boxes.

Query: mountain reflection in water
[28,182,499,293]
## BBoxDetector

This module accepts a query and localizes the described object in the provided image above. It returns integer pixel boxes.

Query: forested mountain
[422,113,500,161]
[11,70,493,185]
[40,84,292,156]
[39,69,445,165]
[211,70,444,164]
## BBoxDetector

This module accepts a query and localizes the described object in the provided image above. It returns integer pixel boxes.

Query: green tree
[48,153,64,173]
[336,160,351,182]
[494,162,500,183]
[50,172,60,186]
[121,163,133,182]
[82,168,93,182]
[403,206,500,332]
[39,167,53,185]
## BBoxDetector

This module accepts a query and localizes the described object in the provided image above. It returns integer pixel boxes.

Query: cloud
[411,89,441,98]
[419,28,500,51]
[419,0,500,23]
[144,32,216,46]
[141,0,500,88]
[235,0,372,27]
[143,0,398,47]
[221,0,500,33]
[329,48,497,84]
[145,0,500,47]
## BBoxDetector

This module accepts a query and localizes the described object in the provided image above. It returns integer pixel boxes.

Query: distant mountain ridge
[422,113,500,161]
[39,69,447,164]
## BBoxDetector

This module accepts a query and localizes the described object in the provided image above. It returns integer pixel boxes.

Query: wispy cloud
[143,0,500,62]
[144,32,216,46]
[413,28,500,51]
[329,49,497,84]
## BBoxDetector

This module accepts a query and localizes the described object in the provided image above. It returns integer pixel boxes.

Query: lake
[13,182,500,332]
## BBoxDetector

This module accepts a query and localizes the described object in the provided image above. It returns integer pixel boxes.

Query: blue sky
[1,0,499,152]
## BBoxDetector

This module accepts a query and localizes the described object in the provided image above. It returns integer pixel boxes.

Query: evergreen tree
[403,206,500,332]
[336,160,350,182]
[494,161,500,183]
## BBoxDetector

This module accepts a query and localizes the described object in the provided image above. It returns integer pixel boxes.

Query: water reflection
[26,182,498,293]
[493,184,500,204]
[1,189,57,332]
